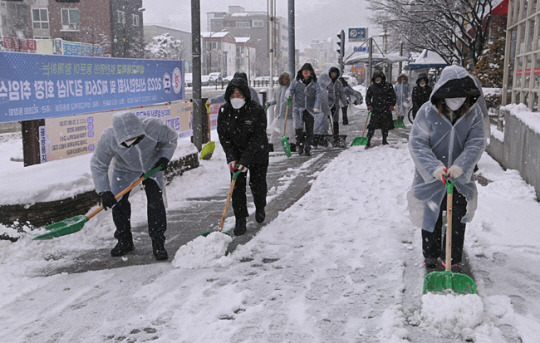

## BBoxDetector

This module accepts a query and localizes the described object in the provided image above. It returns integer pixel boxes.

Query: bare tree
[368,0,497,69]
[144,33,185,60]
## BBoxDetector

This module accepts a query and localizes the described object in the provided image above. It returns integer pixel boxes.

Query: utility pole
[267,0,275,124]
[191,0,202,151]
[288,0,295,76]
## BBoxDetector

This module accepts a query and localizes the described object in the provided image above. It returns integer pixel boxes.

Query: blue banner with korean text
[0,52,185,123]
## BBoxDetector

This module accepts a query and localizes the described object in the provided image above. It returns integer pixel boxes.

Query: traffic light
[337,30,345,74]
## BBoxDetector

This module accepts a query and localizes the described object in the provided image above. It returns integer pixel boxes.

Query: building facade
[503,0,540,109]
[235,37,256,79]
[0,0,144,58]
[201,31,236,77]
[207,5,288,78]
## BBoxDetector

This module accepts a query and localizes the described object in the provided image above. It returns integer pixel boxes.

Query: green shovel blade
[394,119,406,129]
[33,215,89,240]
[200,141,215,160]
[281,135,292,157]
[423,270,478,295]
[350,136,368,146]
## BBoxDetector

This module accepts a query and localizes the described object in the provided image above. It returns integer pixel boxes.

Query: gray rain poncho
[90,112,178,195]
[407,65,486,232]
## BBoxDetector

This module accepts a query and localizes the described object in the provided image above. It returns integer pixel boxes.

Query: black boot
[304,145,311,156]
[290,143,297,152]
[366,136,372,148]
[382,131,389,145]
[255,207,266,223]
[295,129,304,155]
[152,240,168,261]
[111,237,134,257]
[234,217,247,236]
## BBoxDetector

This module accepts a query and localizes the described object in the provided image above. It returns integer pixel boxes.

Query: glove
[367,105,372,110]
[237,164,248,172]
[447,165,463,179]
[433,166,447,182]
[100,191,117,210]
[390,106,395,112]
[265,101,271,108]
[153,157,169,171]
[228,161,238,173]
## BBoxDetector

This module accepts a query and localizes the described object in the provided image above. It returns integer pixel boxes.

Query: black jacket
[412,74,432,114]
[217,78,269,168]
[365,71,396,130]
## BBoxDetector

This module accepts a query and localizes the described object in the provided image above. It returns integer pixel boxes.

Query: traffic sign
[348,28,367,42]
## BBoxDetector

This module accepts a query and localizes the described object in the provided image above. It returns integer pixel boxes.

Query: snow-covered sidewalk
[0,136,539,342]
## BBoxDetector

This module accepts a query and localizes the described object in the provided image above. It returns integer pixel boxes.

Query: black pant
[331,106,339,138]
[232,161,268,219]
[296,110,314,150]
[112,178,167,244]
[341,106,348,124]
[422,189,467,264]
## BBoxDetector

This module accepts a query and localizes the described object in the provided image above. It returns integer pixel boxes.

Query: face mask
[230,98,245,109]
[445,97,466,111]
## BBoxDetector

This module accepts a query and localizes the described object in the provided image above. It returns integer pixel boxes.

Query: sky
[1,99,540,342]
[141,0,377,50]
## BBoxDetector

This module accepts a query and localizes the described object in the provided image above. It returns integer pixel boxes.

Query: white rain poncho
[285,75,321,130]
[314,73,332,135]
[407,65,486,232]
[90,112,178,195]
[267,83,296,146]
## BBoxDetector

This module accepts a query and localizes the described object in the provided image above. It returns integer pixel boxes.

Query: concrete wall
[487,108,540,200]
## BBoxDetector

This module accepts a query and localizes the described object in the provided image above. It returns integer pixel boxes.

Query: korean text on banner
[0,51,185,123]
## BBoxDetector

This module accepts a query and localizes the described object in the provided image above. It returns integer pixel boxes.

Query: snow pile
[503,103,540,135]
[421,294,484,338]
[172,232,232,269]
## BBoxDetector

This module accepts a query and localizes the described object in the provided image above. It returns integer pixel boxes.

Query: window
[32,9,49,30]
[252,20,264,28]
[61,8,80,31]
[236,21,250,28]
[132,14,140,27]
[117,10,125,24]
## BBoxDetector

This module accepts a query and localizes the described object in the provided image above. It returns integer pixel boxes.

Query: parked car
[185,73,193,87]
[208,72,223,84]
[201,75,210,86]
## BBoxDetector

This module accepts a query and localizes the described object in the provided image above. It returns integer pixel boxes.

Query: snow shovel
[423,176,478,295]
[393,107,406,129]
[281,97,292,157]
[201,169,242,237]
[350,110,372,146]
[200,102,216,160]
[33,166,163,240]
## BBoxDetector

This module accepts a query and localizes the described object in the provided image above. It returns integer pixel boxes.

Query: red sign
[2,37,36,52]
[3,37,16,50]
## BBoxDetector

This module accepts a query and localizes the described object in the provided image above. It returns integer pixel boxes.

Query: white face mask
[445,97,466,111]
[230,98,245,109]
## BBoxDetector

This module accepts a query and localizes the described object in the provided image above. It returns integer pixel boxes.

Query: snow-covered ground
[1,111,540,342]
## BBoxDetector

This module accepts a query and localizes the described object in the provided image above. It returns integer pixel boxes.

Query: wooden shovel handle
[219,177,237,231]
[283,102,290,134]
[87,166,163,220]
[361,110,372,137]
